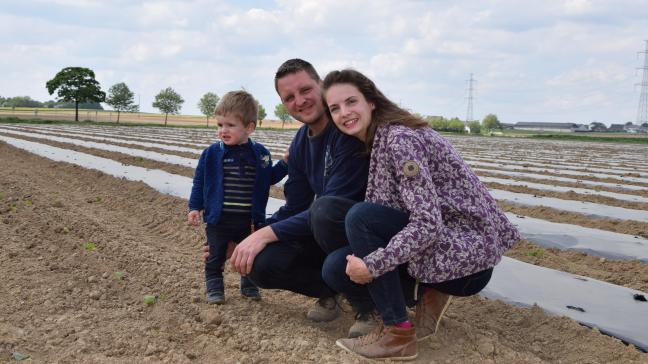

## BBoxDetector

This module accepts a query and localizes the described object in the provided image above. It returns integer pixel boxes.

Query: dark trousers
[245,234,336,299]
[311,196,493,325]
[205,213,257,293]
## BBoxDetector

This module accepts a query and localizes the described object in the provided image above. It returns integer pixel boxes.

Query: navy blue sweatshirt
[269,122,369,241]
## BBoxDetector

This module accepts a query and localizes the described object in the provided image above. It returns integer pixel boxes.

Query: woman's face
[325,83,375,142]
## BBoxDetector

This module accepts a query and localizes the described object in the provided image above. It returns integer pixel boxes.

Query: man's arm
[270,132,368,242]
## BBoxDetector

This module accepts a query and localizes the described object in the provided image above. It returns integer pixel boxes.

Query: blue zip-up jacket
[188,139,288,225]
[269,122,369,242]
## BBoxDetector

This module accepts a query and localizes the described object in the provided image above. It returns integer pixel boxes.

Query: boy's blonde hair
[214,90,258,126]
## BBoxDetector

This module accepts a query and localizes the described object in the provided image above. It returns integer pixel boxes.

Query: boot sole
[335,340,418,361]
[417,296,452,342]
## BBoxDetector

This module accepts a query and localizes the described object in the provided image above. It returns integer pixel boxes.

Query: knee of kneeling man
[310,197,336,222]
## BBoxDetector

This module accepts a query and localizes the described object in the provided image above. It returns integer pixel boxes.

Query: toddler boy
[188,90,287,304]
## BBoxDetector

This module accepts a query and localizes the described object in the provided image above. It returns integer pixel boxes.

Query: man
[228,59,374,335]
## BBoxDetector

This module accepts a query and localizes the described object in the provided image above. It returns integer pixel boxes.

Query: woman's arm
[363,129,443,278]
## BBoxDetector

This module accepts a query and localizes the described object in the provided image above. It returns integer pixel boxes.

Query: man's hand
[230,226,277,275]
[346,255,373,284]
[187,210,201,226]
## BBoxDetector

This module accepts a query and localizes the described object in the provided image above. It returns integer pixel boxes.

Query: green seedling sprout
[112,272,124,281]
[82,242,96,251]
[11,352,30,361]
[526,248,545,258]
[24,199,33,206]
[0,192,5,200]
[143,295,157,305]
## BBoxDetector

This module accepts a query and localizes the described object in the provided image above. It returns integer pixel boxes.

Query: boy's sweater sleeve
[188,150,206,211]
[270,159,288,185]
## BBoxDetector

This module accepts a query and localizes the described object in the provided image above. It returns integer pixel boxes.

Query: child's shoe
[240,276,261,301]
[207,290,225,304]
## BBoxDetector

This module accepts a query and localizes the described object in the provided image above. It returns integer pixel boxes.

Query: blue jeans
[205,213,257,293]
[314,196,493,325]
[245,236,335,299]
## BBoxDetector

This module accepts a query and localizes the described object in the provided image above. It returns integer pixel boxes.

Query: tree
[468,120,481,134]
[482,113,502,131]
[447,118,466,133]
[198,92,219,127]
[2,96,43,108]
[153,87,184,126]
[105,82,138,123]
[257,103,267,127]
[46,67,105,121]
[274,103,291,128]
[427,116,449,131]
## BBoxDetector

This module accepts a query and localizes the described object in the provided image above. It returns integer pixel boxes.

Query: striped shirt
[222,144,256,215]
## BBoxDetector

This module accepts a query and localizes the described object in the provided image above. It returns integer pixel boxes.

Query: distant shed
[513,122,579,132]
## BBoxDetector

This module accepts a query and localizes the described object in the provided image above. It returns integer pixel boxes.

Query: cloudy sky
[2,0,648,125]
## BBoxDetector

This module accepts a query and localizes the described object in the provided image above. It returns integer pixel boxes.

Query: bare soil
[2,139,648,363]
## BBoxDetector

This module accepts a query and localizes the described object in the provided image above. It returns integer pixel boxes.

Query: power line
[465,73,476,128]
[637,40,648,124]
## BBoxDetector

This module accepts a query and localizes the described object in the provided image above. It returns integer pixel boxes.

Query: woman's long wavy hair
[322,69,428,152]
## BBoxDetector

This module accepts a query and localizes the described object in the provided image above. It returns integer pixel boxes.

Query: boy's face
[217,114,254,145]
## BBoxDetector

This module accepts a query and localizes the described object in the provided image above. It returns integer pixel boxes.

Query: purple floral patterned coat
[362,124,520,283]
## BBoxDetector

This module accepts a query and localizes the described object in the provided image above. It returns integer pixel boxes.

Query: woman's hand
[345,255,373,284]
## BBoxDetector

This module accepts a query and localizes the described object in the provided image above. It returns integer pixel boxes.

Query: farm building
[513,122,586,132]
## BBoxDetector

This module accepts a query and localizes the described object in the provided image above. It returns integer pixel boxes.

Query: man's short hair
[274,58,321,92]
[214,90,258,126]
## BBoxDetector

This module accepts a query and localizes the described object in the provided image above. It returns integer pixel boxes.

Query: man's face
[276,70,325,125]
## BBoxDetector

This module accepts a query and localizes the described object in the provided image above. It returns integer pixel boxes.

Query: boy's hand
[187,210,201,226]
[283,149,289,164]
[201,244,210,262]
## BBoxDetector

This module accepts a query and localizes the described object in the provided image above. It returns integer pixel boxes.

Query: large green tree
[153,87,184,126]
[468,120,482,134]
[447,117,466,133]
[274,103,291,128]
[482,114,502,131]
[105,82,138,123]
[198,92,220,127]
[257,103,267,126]
[46,67,105,121]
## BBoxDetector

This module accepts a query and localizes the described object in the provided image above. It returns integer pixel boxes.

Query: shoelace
[356,323,385,346]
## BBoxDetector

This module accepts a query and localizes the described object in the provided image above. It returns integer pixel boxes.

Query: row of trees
[34,67,500,130]
[425,114,502,134]
[43,67,282,127]
[0,95,103,109]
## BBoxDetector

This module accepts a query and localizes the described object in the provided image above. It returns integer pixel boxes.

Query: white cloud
[563,0,593,14]
[2,0,648,124]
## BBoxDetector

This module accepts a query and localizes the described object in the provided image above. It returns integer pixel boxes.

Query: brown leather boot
[415,287,452,341]
[336,323,417,361]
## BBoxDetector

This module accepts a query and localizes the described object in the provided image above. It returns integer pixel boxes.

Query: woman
[312,69,520,361]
